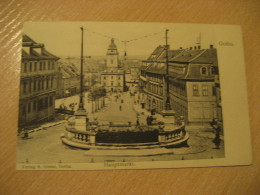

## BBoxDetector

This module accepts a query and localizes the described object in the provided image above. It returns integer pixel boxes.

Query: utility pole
[123,40,127,61]
[78,26,85,111]
[165,29,171,110]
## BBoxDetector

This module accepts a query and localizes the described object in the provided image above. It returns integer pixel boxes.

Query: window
[46,79,49,89]
[40,62,42,70]
[111,82,113,86]
[111,76,113,79]
[29,62,32,72]
[201,67,207,75]
[111,59,113,64]
[28,102,31,113]
[22,105,26,115]
[202,85,208,96]
[41,80,44,90]
[38,99,43,110]
[51,78,53,88]
[33,101,37,111]
[43,62,46,70]
[34,62,37,71]
[33,80,37,91]
[24,63,27,72]
[118,82,121,86]
[51,61,54,69]
[192,84,199,96]
[104,76,106,80]
[48,61,50,70]
[49,96,53,107]
[212,86,216,96]
[118,76,120,80]
[38,80,41,90]
[23,81,27,94]
[211,66,219,75]
[28,81,31,93]
[44,97,48,108]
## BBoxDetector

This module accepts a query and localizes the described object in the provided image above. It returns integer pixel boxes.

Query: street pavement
[17,91,225,164]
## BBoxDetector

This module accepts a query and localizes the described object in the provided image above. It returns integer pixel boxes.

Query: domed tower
[107,38,119,68]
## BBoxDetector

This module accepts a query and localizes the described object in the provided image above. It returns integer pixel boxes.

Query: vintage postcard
[16,22,252,170]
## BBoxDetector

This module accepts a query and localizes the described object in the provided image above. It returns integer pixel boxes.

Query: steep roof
[58,61,80,79]
[169,48,218,66]
[22,34,60,60]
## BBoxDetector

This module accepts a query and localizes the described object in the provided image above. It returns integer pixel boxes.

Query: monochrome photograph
[16,22,250,170]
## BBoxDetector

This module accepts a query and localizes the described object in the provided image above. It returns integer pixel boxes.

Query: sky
[23,22,219,58]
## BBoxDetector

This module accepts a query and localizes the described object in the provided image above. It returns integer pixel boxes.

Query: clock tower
[106,38,119,68]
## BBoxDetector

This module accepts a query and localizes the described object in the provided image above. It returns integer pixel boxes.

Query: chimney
[210,44,214,49]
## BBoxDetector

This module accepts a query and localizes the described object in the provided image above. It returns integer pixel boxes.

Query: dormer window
[211,66,218,75]
[201,67,207,75]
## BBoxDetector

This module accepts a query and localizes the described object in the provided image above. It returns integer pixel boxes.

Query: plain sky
[24,22,219,58]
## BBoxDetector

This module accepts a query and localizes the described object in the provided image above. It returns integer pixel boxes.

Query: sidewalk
[18,119,67,137]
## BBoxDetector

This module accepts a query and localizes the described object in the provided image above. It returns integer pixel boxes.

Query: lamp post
[78,27,84,111]
[74,27,87,132]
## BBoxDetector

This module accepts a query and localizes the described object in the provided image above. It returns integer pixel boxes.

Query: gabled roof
[169,48,218,66]
[22,34,37,44]
[22,34,60,60]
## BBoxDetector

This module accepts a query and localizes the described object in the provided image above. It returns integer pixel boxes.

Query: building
[56,61,80,98]
[19,34,59,128]
[139,45,182,112]
[124,60,141,87]
[139,44,220,123]
[214,75,222,123]
[101,39,125,93]
[168,45,218,123]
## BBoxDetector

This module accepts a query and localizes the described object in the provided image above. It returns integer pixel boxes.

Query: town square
[17,22,224,165]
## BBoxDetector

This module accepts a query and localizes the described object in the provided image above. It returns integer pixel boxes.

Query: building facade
[139,45,220,123]
[139,45,182,113]
[168,45,218,123]
[56,61,80,98]
[19,35,59,128]
[101,39,125,93]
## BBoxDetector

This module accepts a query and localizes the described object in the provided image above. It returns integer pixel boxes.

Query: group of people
[146,115,155,125]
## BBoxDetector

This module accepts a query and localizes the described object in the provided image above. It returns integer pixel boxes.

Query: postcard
[16,22,252,170]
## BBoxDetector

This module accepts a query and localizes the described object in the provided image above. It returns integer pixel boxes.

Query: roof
[169,48,218,66]
[168,48,218,81]
[142,45,218,81]
[142,45,184,74]
[58,61,80,79]
[22,34,60,60]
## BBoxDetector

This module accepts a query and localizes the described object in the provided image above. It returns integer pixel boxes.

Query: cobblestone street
[17,92,224,164]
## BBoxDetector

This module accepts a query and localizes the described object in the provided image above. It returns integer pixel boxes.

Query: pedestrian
[136,113,140,126]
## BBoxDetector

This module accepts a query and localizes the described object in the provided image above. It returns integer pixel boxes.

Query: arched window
[201,67,207,75]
